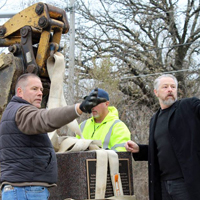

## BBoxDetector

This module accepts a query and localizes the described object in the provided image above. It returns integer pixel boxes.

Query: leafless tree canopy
[73,0,200,110]
[3,2,199,199]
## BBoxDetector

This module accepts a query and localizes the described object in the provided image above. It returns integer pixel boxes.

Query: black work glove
[80,88,107,113]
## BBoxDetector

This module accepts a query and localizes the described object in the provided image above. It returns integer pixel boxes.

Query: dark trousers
[161,178,190,200]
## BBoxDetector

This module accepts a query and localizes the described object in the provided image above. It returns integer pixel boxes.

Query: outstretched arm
[125,140,139,153]
[125,140,148,161]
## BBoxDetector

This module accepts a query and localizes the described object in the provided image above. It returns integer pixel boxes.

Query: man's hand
[97,97,107,104]
[80,88,107,113]
[125,140,139,153]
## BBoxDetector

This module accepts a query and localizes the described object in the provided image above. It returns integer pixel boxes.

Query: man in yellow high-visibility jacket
[77,88,131,152]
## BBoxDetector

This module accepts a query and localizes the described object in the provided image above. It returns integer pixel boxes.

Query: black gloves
[80,88,107,113]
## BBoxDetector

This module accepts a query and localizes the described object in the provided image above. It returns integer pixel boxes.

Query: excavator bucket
[0,53,23,120]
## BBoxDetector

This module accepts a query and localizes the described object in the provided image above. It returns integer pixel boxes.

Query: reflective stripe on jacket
[78,106,131,152]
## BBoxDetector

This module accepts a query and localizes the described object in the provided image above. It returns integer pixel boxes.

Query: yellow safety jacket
[77,106,131,152]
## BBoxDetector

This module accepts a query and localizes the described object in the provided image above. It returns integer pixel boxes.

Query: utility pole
[68,0,75,104]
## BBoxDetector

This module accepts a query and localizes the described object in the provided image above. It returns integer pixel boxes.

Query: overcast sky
[0,0,70,14]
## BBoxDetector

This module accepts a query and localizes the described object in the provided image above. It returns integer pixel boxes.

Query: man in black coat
[125,74,200,200]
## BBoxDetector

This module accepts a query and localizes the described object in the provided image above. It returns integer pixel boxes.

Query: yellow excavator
[0,2,69,119]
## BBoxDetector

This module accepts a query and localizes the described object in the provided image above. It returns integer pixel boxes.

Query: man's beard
[161,96,177,106]
[92,113,100,118]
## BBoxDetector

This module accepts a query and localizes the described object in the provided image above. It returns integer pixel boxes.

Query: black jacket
[133,97,200,200]
[0,96,57,184]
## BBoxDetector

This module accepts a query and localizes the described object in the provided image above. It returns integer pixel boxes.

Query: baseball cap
[96,88,109,101]
[85,88,109,101]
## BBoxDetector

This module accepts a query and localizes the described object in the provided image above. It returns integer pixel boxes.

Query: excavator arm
[0,2,69,76]
[0,2,69,119]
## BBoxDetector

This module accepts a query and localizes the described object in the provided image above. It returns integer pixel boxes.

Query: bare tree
[74,0,200,110]
[72,2,200,199]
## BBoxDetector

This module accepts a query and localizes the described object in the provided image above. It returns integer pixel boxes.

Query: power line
[119,41,200,79]
[121,64,200,79]
[143,40,200,53]
[125,40,200,54]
